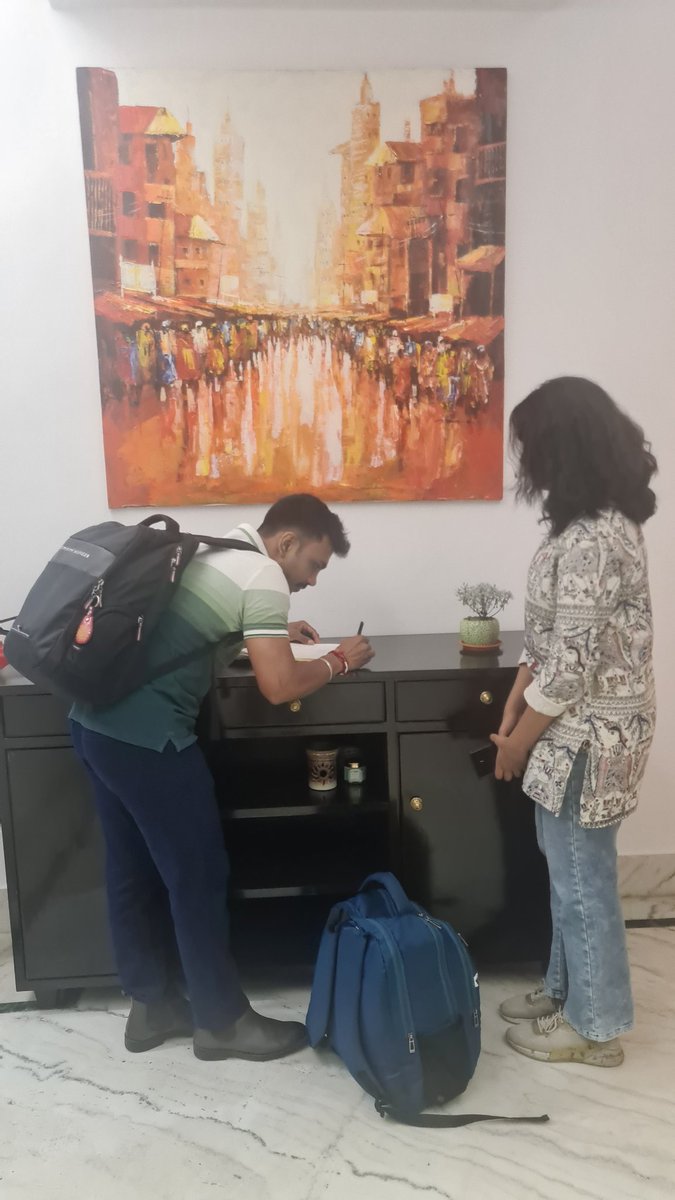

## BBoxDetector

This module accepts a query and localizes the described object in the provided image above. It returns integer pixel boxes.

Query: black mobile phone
[469,743,497,778]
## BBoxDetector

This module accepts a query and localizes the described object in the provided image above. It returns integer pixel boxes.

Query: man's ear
[278,531,296,559]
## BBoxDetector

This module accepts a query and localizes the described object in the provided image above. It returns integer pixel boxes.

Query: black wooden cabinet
[6,747,115,982]
[399,732,550,961]
[0,633,550,1003]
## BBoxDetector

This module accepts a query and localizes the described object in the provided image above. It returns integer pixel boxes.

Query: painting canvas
[77,67,506,506]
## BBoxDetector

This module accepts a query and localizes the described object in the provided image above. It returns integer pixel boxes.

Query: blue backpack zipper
[358,917,418,1055]
[441,922,481,1034]
[418,910,480,1034]
[417,913,457,1014]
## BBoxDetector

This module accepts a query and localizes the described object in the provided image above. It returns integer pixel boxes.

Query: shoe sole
[193,1037,308,1063]
[505,1031,624,1068]
[124,1024,194,1053]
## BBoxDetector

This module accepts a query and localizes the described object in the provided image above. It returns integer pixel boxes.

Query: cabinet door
[6,747,116,982]
[399,733,550,963]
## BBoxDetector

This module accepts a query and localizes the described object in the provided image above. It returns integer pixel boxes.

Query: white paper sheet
[290,642,339,661]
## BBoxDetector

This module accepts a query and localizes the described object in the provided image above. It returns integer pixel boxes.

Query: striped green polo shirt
[70,524,290,751]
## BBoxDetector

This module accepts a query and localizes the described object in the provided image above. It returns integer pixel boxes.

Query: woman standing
[493,377,657,1067]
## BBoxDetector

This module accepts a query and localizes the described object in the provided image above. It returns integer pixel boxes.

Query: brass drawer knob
[289,700,302,714]
[410,796,424,812]
[480,691,494,706]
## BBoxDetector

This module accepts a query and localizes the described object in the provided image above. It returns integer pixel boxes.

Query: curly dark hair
[510,377,657,535]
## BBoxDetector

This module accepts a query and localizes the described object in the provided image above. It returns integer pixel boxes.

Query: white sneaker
[506,1011,624,1067]
[499,987,561,1024]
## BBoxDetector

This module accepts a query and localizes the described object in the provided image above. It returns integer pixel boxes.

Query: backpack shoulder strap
[136,516,261,555]
[374,1101,550,1128]
[140,536,264,688]
[193,536,263,553]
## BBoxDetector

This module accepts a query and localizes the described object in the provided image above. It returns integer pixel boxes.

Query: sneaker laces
[537,1010,565,1035]
[527,987,546,1002]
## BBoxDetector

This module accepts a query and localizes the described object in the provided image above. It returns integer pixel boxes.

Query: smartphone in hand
[469,743,497,778]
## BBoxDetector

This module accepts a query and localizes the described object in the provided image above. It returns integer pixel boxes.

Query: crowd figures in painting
[78,67,506,504]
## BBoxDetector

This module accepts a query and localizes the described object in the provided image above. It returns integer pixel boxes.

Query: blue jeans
[70,721,247,1032]
[535,752,633,1041]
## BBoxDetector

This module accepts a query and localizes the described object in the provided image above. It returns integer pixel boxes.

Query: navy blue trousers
[70,721,247,1031]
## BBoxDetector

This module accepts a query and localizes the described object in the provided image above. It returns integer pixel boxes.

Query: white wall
[1,0,674,865]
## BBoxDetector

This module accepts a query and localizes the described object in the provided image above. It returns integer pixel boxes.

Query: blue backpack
[306,873,549,1129]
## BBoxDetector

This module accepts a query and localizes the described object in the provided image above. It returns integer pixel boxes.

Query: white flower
[457,582,513,619]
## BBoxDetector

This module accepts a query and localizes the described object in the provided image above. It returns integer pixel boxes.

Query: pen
[357,622,364,636]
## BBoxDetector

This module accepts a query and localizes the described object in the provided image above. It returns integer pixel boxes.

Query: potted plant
[456,582,512,652]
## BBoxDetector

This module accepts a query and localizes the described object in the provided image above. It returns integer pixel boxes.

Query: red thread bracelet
[330,649,349,675]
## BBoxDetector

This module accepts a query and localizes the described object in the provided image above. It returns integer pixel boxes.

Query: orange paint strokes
[101,339,502,507]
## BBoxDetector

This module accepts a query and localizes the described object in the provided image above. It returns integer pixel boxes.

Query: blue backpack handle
[359,872,415,915]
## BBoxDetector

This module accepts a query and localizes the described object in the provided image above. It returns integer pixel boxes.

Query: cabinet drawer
[217,681,385,729]
[3,695,71,738]
[395,679,509,730]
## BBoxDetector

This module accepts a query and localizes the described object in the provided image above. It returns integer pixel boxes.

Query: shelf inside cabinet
[227,818,387,899]
[223,781,389,821]
[209,731,389,822]
[232,865,384,901]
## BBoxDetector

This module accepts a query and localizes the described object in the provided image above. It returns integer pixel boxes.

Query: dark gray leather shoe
[193,1006,308,1062]
[124,994,194,1053]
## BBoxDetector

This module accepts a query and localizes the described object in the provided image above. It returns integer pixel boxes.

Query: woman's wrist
[511,705,556,755]
[508,729,530,756]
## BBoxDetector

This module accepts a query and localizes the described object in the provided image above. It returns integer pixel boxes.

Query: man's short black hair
[259,493,350,557]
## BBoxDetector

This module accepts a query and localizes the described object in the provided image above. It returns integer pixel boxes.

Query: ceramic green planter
[459,616,500,647]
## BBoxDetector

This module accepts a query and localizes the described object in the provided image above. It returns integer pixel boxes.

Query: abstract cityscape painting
[77,68,506,505]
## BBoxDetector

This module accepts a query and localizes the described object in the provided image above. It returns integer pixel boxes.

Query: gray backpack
[2,514,260,707]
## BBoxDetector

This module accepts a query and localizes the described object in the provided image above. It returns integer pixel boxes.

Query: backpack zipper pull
[408,1033,416,1054]
[89,579,104,608]
[170,546,183,583]
[74,607,95,646]
[136,616,144,642]
[74,579,104,647]
[418,911,443,929]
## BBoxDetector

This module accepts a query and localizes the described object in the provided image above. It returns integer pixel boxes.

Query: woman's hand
[490,733,529,781]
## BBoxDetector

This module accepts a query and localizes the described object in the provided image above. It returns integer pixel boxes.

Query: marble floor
[1,897,674,1200]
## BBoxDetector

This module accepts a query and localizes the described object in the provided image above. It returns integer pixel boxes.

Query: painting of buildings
[77,67,507,505]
